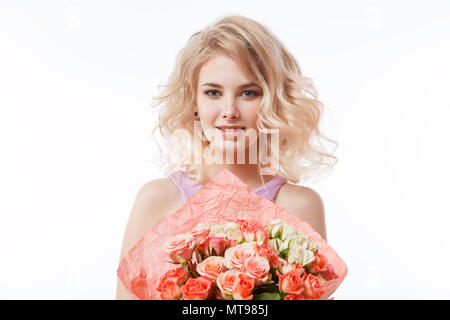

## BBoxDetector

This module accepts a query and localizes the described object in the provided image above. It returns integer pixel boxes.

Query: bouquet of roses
[158,219,337,300]
[117,169,347,300]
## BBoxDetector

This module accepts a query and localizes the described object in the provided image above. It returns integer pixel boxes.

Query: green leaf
[253,292,281,300]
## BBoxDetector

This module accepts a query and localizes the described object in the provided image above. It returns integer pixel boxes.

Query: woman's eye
[241,90,259,97]
[204,89,260,98]
[205,90,220,97]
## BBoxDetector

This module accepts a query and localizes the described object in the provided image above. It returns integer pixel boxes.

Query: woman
[116,14,337,299]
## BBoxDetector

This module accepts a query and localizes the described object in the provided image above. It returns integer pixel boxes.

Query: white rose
[266,238,282,255]
[210,222,242,242]
[287,244,315,266]
[282,234,317,251]
[267,219,284,238]
[280,224,298,241]
[267,219,298,241]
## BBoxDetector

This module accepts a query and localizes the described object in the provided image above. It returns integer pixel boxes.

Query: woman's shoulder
[136,178,184,217]
[275,183,327,240]
[276,183,324,208]
[119,178,184,257]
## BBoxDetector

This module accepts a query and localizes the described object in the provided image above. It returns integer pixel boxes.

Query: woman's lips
[217,127,245,140]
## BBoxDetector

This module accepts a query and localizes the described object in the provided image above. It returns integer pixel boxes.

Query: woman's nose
[221,98,240,119]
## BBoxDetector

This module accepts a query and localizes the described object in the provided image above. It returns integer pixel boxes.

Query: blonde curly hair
[151,14,337,185]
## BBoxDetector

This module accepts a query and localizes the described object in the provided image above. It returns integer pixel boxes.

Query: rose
[196,256,226,281]
[243,256,271,286]
[156,280,182,300]
[237,219,268,242]
[302,273,326,300]
[306,251,328,274]
[158,266,189,287]
[281,263,305,276]
[282,233,317,252]
[191,225,210,245]
[272,256,288,270]
[216,269,241,299]
[207,235,226,256]
[164,233,196,264]
[224,242,256,270]
[266,238,282,255]
[180,276,213,300]
[232,273,255,300]
[276,268,305,295]
[190,226,210,253]
[283,294,305,300]
[268,219,297,240]
[283,239,315,266]
[253,242,280,268]
[209,222,242,242]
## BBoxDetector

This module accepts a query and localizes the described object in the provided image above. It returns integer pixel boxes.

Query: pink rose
[224,243,256,270]
[281,263,305,276]
[208,235,226,256]
[237,219,268,242]
[243,256,271,286]
[306,251,328,274]
[180,276,213,300]
[216,269,241,299]
[164,233,195,264]
[191,226,210,245]
[302,273,326,300]
[276,269,305,295]
[190,227,210,253]
[156,279,182,300]
[232,273,255,300]
[196,256,226,281]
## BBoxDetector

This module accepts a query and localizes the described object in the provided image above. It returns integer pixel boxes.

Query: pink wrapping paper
[117,169,348,300]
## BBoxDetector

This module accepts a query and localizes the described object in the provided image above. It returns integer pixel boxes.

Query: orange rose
[283,294,305,300]
[180,276,213,300]
[306,252,328,274]
[196,256,226,281]
[216,269,241,299]
[302,273,326,300]
[232,273,255,300]
[157,280,182,300]
[253,242,280,268]
[158,266,189,287]
[243,256,271,286]
[164,233,195,264]
[276,269,305,295]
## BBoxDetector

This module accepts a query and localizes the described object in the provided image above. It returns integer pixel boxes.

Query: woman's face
[196,53,263,156]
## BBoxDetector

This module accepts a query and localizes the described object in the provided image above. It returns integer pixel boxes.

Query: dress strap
[168,171,202,203]
[168,171,288,203]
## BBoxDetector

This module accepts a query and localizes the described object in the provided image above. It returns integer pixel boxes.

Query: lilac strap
[168,171,287,203]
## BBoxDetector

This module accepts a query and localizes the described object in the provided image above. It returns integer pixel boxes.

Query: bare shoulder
[118,177,183,260]
[116,177,183,299]
[275,183,327,241]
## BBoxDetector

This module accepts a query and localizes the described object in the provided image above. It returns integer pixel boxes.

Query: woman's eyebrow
[201,82,258,89]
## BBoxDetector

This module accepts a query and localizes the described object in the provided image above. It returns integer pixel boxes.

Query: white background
[1,0,449,299]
